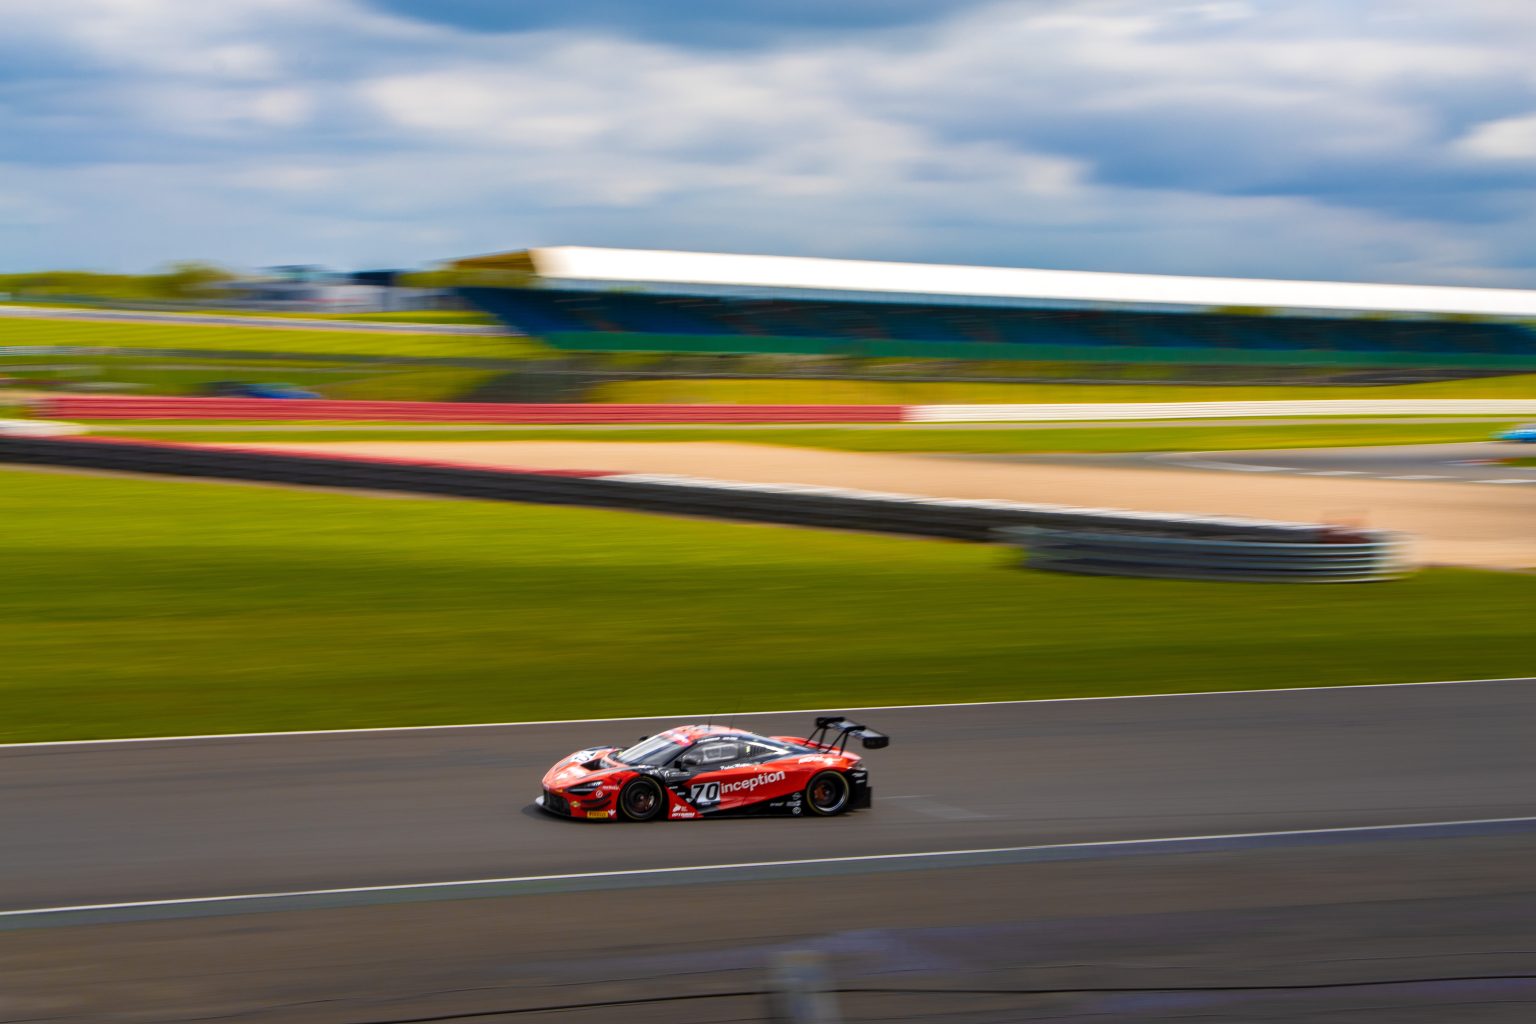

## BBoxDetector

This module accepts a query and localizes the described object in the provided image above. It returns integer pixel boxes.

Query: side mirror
[637,735,649,742]
[679,754,702,769]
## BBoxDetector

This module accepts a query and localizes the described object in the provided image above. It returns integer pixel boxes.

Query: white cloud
[1457,113,1536,161]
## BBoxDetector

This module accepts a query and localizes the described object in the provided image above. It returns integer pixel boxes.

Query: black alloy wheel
[805,771,851,816]
[619,777,666,821]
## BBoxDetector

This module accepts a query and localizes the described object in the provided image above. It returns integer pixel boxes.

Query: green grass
[74,421,1500,451]
[1,468,1532,743]
[3,300,497,326]
[594,374,1536,405]
[252,309,496,325]
[0,316,537,360]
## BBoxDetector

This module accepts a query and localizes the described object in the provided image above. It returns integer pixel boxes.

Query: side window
[694,742,740,765]
[741,741,787,763]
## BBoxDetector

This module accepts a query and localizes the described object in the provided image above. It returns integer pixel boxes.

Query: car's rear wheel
[804,770,851,816]
[618,777,666,822]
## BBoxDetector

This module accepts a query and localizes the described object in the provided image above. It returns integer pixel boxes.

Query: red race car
[537,717,888,821]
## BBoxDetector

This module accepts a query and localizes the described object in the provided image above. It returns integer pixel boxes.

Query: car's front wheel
[804,770,851,816]
[618,777,666,822]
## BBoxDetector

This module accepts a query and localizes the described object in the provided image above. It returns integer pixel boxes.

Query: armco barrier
[0,437,1412,582]
[911,399,1536,422]
[999,526,1408,583]
[0,419,84,438]
[34,397,905,423]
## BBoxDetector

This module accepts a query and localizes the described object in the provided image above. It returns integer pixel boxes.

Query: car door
[676,740,744,813]
[700,740,802,813]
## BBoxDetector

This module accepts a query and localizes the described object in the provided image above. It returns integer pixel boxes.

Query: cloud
[0,0,1533,286]
[1457,113,1536,161]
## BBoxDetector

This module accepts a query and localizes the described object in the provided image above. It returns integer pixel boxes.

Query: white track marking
[0,676,1528,751]
[1303,470,1364,476]
[1166,459,1283,472]
[1475,478,1536,484]
[4,815,1533,921]
[1385,475,1446,480]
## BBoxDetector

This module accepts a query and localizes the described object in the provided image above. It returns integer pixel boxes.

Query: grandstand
[454,248,1536,371]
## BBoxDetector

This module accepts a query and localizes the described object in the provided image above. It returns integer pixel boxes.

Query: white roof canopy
[524,246,1536,319]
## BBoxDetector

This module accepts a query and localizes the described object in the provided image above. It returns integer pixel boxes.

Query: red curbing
[37,396,909,424]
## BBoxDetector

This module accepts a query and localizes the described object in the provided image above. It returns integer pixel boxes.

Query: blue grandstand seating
[460,286,1536,365]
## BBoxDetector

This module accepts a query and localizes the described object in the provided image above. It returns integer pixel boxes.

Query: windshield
[614,733,686,766]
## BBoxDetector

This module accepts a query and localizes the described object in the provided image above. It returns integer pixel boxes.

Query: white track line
[5,815,1533,921]
[1167,459,1283,472]
[1475,478,1536,484]
[1,676,1528,751]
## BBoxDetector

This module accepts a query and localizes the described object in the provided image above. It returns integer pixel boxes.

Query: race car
[537,717,888,821]
[1495,423,1536,443]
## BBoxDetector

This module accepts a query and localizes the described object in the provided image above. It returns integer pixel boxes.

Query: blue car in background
[1496,423,1536,442]
[206,381,322,399]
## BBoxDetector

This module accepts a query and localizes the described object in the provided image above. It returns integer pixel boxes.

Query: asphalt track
[5,680,1535,916]
[7,682,1536,1023]
[1151,441,1536,482]
[9,834,1536,1023]
[970,441,1536,483]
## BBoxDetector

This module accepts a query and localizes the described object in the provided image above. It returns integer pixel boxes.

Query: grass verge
[1,468,1531,742]
[1,316,535,360]
[74,422,1501,451]
[3,302,497,325]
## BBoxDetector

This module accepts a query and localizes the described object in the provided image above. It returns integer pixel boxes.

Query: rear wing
[807,716,889,753]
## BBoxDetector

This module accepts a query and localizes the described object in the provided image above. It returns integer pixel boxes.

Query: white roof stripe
[528,246,1536,319]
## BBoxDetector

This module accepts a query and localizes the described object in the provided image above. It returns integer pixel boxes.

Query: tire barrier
[999,526,1410,583]
[0,437,1412,582]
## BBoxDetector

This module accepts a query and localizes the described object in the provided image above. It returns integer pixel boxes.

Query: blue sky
[2,0,1534,285]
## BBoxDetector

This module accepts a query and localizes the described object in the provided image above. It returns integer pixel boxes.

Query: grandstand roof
[454,246,1536,319]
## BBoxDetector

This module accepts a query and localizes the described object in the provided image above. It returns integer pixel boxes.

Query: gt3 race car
[537,717,888,821]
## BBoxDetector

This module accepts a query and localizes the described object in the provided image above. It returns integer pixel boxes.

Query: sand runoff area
[224,441,1536,571]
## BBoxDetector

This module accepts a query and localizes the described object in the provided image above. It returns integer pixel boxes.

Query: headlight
[566,780,604,795]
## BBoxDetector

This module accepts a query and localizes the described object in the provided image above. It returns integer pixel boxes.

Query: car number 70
[688,782,721,805]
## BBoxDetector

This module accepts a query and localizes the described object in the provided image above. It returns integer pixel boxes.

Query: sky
[1,0,1534,285]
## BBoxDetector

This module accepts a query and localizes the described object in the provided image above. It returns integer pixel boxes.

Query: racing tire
[618,777,666,822]
[804,770,852,816]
